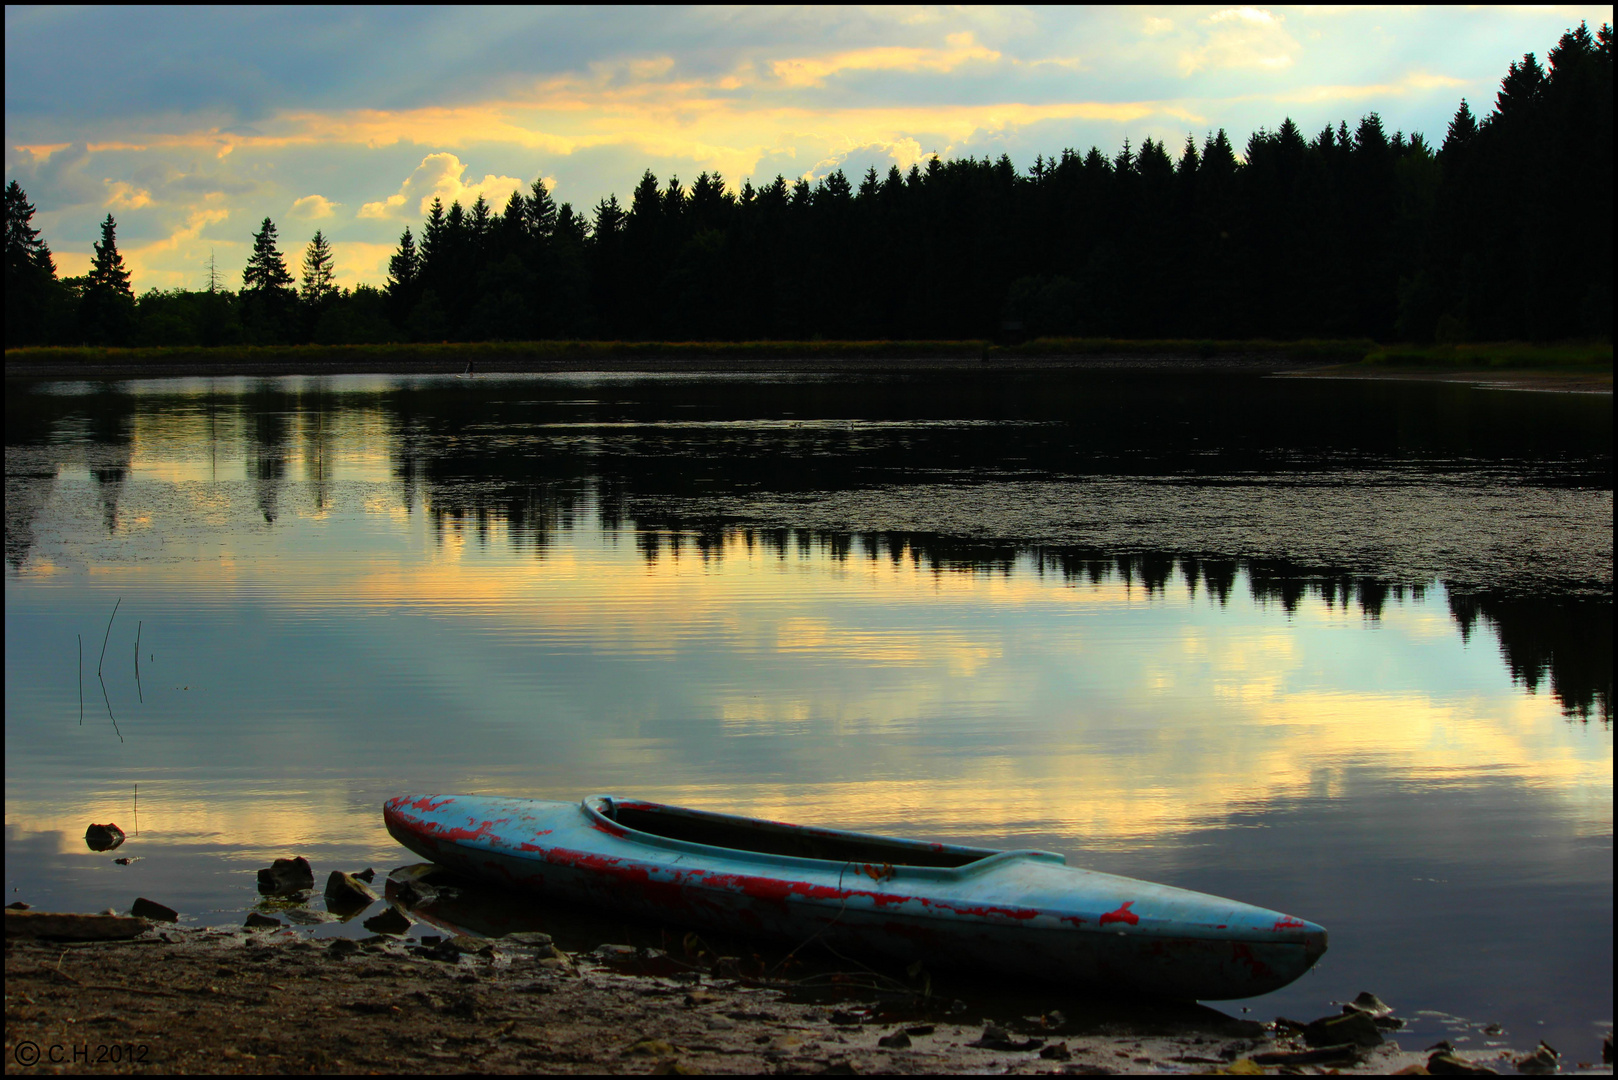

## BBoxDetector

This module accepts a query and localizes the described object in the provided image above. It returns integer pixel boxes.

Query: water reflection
[4,371,1610,1052]
[6,373,1610,719]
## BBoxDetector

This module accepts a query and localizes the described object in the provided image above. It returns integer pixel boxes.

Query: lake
[4,367,1611,1058]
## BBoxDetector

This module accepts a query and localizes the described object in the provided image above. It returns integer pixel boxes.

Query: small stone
[353,868,376,883]
[1303,1009,1384,1047]
[1427,1049,1499,1075]
[501,931,554,949]
[85,823,126,851]
[113,857,135,865]
[6,901,31,910]
[970,1024,1044,1052]
[1514,1041,1559,1075]
[257,856,314,896]
[324,871,378,905]
[243,912,282,930]
[592,943,638,961]
[362,905,412,936]
[130,897,179,922]
[447,935,492,955]
[327,937,361,958]
[624,1039,678,1056]
[1038,1041,1072,1061]
[877,1030,910,1049]
[1344,991,1394,1018]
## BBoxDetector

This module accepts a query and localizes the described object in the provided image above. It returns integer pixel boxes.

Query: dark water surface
[4,370,1611,1056]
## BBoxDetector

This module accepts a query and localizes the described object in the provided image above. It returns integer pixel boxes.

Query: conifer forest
[5,23,1611,351]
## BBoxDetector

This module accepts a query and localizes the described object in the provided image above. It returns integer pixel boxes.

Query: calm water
[4,370,1611,1057]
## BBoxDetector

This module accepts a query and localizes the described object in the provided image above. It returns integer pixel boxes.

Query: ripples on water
[3,370,1611,1055]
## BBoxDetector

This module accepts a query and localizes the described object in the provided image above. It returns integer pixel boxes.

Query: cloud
[1180,7,1299,76]
[359,153,527,220]
[769,32,1001,88]
[1278,70,1470,105]
[290,194,340,219]
[103,180,152,210]
[1144,16,1174,36]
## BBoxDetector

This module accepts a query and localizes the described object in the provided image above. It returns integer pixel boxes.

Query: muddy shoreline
[5,919,1536,1075]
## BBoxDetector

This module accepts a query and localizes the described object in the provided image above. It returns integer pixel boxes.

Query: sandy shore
[5,920,1542,1076]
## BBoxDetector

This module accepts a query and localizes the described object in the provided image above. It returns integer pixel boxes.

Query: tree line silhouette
[5,23,1610,350]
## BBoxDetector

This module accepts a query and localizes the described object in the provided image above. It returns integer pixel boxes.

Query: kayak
[383,793,1327,1000]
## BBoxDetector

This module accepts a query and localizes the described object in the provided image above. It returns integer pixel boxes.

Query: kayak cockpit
[587,796,994,868]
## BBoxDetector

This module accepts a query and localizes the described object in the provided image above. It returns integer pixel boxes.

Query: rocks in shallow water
[130,897,179,922]
[243,912,282,930]
[1427,1049,1500,1075]
[1302,1009,1384,1048]
[7,901,31,910]
[1342,990,1404,1028]
[85,822,126,851]
[257,856,314,896]
[361,905,412,936]
[1514,1041,1559,1075]
[5,910,149,940]
[323,871,379,916]
[353,867,376,883]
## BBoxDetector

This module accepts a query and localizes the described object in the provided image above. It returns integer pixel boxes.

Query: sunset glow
[5,5,1610,291]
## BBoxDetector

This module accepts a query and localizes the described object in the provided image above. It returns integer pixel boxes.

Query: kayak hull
[383,794,1326,1000]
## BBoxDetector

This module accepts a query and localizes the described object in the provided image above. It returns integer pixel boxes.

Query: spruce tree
[242,218,293,293]
[300,230,337,307]
[385,227,421,329]
[241,217,295,342]
[5,181,59,346]
[81,214,135,345]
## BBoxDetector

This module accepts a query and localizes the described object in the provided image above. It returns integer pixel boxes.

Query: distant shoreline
[4,339,1609,392]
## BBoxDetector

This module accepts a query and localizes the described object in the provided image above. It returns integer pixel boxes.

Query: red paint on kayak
[1230,942,1273,979]
[1100,901,1140,926]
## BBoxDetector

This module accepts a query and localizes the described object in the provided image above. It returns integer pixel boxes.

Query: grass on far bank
[4,337,1609,372]
[5,336,1374,368]
[1361,341,1613,370]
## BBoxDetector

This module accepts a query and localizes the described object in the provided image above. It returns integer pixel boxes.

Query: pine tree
[300,230,337,307]
[88,214,132,296]
[5,180,59,346]
[385,227,421,330]
[81,214,135,344]
[241,217,295,343]
[1441,100,1478,161]
[386,227,419,293]
[525,179,557,242]
[242,218,293,293]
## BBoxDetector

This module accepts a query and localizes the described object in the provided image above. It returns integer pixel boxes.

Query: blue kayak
[383,793,1327,1000]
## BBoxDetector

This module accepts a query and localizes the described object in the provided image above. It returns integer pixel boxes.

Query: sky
[5,5,1612,293]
